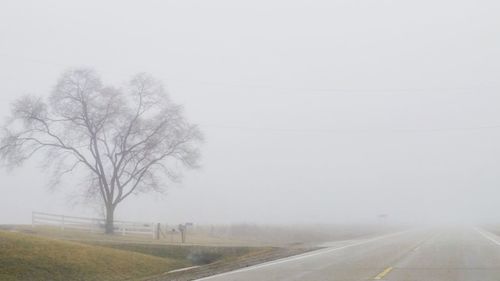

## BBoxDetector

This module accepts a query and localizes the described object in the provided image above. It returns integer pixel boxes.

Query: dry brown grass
[0,230,184,281]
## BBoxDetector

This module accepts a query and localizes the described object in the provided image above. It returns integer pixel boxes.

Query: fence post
[155,223,160,240]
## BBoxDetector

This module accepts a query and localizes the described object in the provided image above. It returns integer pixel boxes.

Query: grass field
[0,231,184,281]
[12,223,396,247]
[0,230,277,281]
[11,225,256,246]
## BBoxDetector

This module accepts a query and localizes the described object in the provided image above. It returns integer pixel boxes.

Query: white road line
[474,227,500,246]
[196,229,414,281]
[168,265,200,273]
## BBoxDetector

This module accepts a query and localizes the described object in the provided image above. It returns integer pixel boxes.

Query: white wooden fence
[32,211,156,238]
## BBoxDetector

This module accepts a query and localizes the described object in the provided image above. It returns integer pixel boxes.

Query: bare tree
[0,68,202,234]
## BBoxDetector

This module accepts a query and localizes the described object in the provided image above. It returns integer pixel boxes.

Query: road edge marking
[168,265,200,274]
[195,229,414,280]
[374,266,393,280]
[474,227,500,246]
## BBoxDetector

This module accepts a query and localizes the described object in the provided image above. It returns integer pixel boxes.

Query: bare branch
[0,68,202,234]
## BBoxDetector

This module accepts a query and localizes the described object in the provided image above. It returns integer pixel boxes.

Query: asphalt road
[197,227,500,281]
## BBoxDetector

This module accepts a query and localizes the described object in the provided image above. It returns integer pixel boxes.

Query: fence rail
[32,211,155,238]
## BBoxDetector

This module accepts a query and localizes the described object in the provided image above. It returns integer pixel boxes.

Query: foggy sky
[1,0,500,225]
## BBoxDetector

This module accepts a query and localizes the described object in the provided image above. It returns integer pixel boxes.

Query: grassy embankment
[0,230,186,281]
[0,230,270,281]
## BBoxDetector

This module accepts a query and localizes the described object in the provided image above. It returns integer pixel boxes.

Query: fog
[1,0,500,226]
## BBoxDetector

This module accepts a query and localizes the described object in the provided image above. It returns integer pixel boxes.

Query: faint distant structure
[378,214,389,225]
[0,68,203,234]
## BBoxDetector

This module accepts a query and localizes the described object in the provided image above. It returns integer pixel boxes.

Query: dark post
[178,224,186,243]
[156,223,161,240]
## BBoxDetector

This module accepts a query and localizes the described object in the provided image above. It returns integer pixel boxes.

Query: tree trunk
[105,204,115,234]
